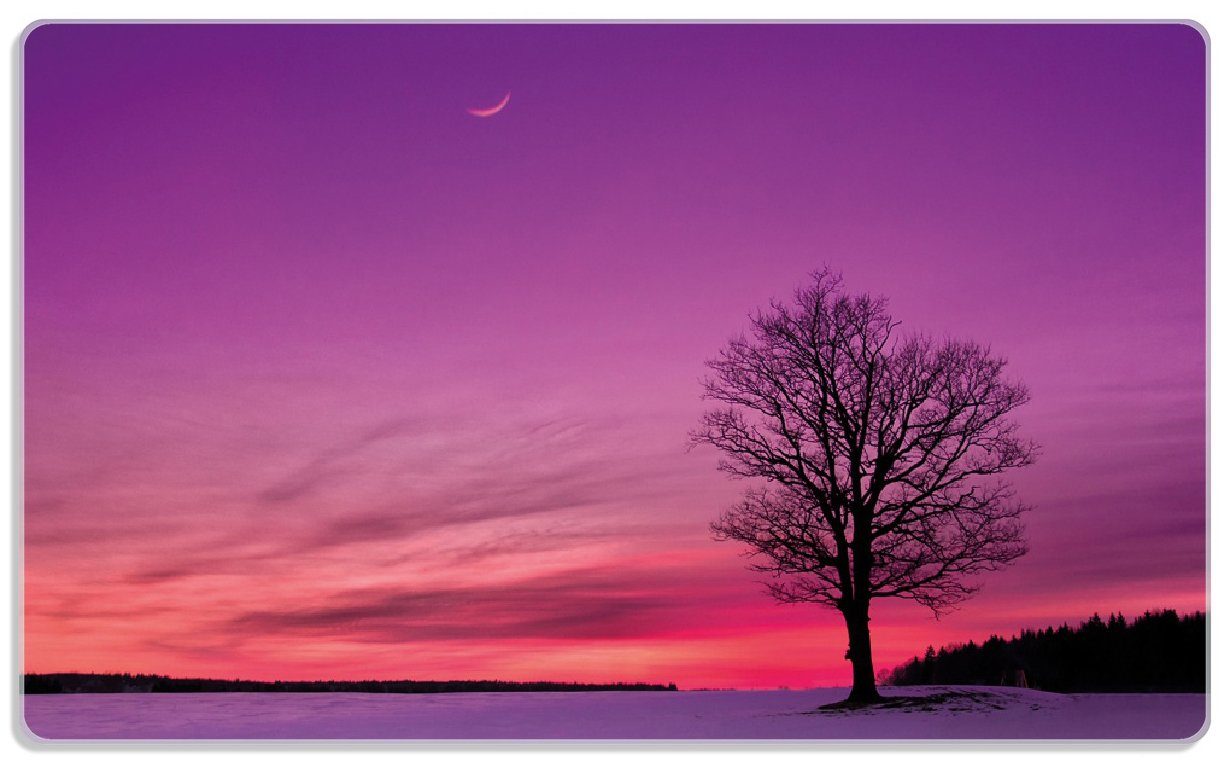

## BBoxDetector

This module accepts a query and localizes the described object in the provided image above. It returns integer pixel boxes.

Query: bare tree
[692,270,1036,703]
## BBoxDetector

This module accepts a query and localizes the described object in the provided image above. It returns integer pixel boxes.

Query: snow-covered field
[21,686,1206,741]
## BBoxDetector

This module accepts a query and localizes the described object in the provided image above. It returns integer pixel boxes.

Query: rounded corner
[1171,19,1210,53]
[1177,702,1210,743]
[19,20,59,54]
[14,701,54,747]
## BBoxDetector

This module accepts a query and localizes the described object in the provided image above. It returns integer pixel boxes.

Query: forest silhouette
[883,610,1204,693]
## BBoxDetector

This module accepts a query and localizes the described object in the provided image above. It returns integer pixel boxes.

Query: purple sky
[24,23,1205,688]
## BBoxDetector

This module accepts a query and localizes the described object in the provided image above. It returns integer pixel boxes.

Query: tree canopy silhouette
[692,270,1036,703]
[883,610,1205,693]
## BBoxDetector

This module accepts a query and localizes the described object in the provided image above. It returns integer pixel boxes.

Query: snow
[21,686,1206,741]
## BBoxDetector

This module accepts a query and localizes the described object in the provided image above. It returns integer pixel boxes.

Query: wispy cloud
[227,563,723,643]
[117,413,695,587]
[258,416,425,503]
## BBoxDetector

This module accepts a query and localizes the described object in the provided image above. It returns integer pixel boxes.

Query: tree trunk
[843,601,882,703]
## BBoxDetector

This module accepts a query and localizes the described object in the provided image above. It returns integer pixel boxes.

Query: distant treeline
[883,609,1205,693]
[23,673,678,695]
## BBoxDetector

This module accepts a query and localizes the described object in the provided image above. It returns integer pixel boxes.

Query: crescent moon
[467,92,511,118]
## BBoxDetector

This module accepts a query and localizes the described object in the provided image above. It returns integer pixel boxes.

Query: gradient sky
[23,23,1205,689]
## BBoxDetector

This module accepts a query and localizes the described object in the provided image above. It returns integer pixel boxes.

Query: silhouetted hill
[23,673,677,694]
[883,609,1204,692]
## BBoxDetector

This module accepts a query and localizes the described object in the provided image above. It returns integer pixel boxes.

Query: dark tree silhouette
[692,270,1036,703]
[883,610,1205,693]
